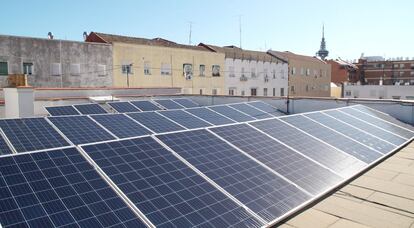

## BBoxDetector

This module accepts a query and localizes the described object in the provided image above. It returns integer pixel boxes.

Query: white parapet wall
[343,84,414,100]
[4,87,34,118]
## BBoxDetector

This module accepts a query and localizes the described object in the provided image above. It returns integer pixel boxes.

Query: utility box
[4,87,34,118]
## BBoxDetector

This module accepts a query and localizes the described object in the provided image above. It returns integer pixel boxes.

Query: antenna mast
[188,21,192,45]
[239,15,242,48]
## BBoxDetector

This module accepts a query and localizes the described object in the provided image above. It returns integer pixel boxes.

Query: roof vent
[47,32,54,40]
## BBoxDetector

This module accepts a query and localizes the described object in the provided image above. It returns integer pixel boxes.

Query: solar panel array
[107,102,140,113]
[73,104,108,115]
[0,104,413,227]
[45,105,80,116]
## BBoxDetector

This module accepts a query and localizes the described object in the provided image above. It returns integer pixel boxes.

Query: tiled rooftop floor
[281,140,414,228]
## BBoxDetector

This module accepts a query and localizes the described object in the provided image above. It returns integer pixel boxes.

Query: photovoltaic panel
[0,134,13,155]
[229,103,273,119]
[152,99,185,110]
[127,112,185,133]
[130,101,162,111]
[0,147,146,228]
[340,107,414,140]
[172,98,199,108]
[90,114,152,138]
[48,116,115,145]
[0,118,70,153]
[210,124,343,196]
[46,106,80,116]
[208,105,255,122]
[107,102,140,113]
[73,104,107,115]
[82,137,263,228]
[304,112,396,154]
[351,105,414,132]
[324,110,407,146]
[158,110,212,129]
[281,115,382,163]
[157,129,310,222]
[246,101,284,117]
[251,119,366,177]
[186,107,235,125]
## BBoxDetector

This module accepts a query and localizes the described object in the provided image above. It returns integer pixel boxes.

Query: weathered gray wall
[0,35,113,87]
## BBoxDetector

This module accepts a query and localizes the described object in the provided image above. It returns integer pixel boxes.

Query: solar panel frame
[107,102,141,113]
[0,129,14,155]
[171,98,200,108]
[157,110,212,129]
[73,103,108,115]
[45,106,81,116]
[89,114,153,138]
[185,107,236,125]
[229,103,273,119]
[152,99,185,110]
[130,100,162,111]
[208,105,255,122]
[127,112,186,133]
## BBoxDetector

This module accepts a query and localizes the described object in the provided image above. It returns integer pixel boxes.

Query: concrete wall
[0,35,113,87]
[224,58,288,96]
[343,85,414,100]
[112,42,226,95]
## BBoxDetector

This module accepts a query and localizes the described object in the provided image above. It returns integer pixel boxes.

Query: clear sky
[1,0,412,61]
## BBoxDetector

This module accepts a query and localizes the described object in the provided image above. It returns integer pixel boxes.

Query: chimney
[47,32,54,39]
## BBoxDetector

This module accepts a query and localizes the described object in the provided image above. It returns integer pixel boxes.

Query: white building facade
[343,84,414,100]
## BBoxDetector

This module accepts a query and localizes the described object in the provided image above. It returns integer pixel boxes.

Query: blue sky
[1,0,413,60]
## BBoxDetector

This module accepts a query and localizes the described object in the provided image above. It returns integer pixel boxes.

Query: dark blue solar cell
[172,98,200,108]
[108,102,140,113]
[153,99,185,109]
[48,116,115,145]
[73,104,107,115]
[208,105,254,122]
[281,115,382,163]
[130,101,162,111]
[0,134,13,155]
[82,137,262,228]
[90,114,152,138]
[46,106,80,116]
[157,129,310,222]
[251,119,366,177]
[0,118,70,153]
[127,112,185,133]
[247,101,284,117]
[340,107,414,140]
[186,107,235,125]
[158,110,211,129]
[0,147,146,228]
[210,124,343,196]
[229,103,273,119]
[305,112,396,154]
[324,110,406,146]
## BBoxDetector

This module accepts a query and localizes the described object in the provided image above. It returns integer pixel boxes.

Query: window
[229,66,235,77]
[161,63,172,75]
[212,65,220,76]
[393,64,398,68]
[199,64,205,76]
[183,63,193,80]
[400,71,404,77]
[272,69,276,79]
[410,71,414,75]
[51,63,61,76]
[212,89,218,95]
[241,67,245,76]
[273,88,276,96]
[291,67,296,75]
[280,88,285,96]
[300,68,304,75]
[229,88,236,96]
[263,68,268,78]
[250,88,257,96]
[305,85,309,92]
[291,86,295,92]
[313,69,318,77]
[241,90,245,96]
[122,64,133,74]
[345,91,351,96]
[306,68,310,76]
[400,64,404,68]
[98,64,106,76]
[23,62,33,75]
[251,68,256,78]
[199,89,203,95]
[0,62,8,75]
[281,69,285,79]
[263,88,268,96]
[70,64,80,76]
[144,61,151,75]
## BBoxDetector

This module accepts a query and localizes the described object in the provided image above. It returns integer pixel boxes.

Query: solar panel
[0,118,70,153]
[186,107,235,125]
[158,110,212,129]
[130,100,162,111]
[81,137,263,227]
[304,112,396,154]
[208,105,254,122]
[108,102,140,113]
[281,115,382,163]
[127,112,185,133]
[172,98,199,108]
[45,106,80,116]
[324,110,407,146]
[0,147,147,227]
[351,105,414,132]
[340,107,414,140]
[48,116,115,145]
[90,114,152,138]
[246,101,284,117]
[152,99,185,110]
[210,124,343,196]
[251,119,366,177]
[157,129,310,223]
[229,103,273,119]
[73,103,107,115]
[0,133,13,155]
